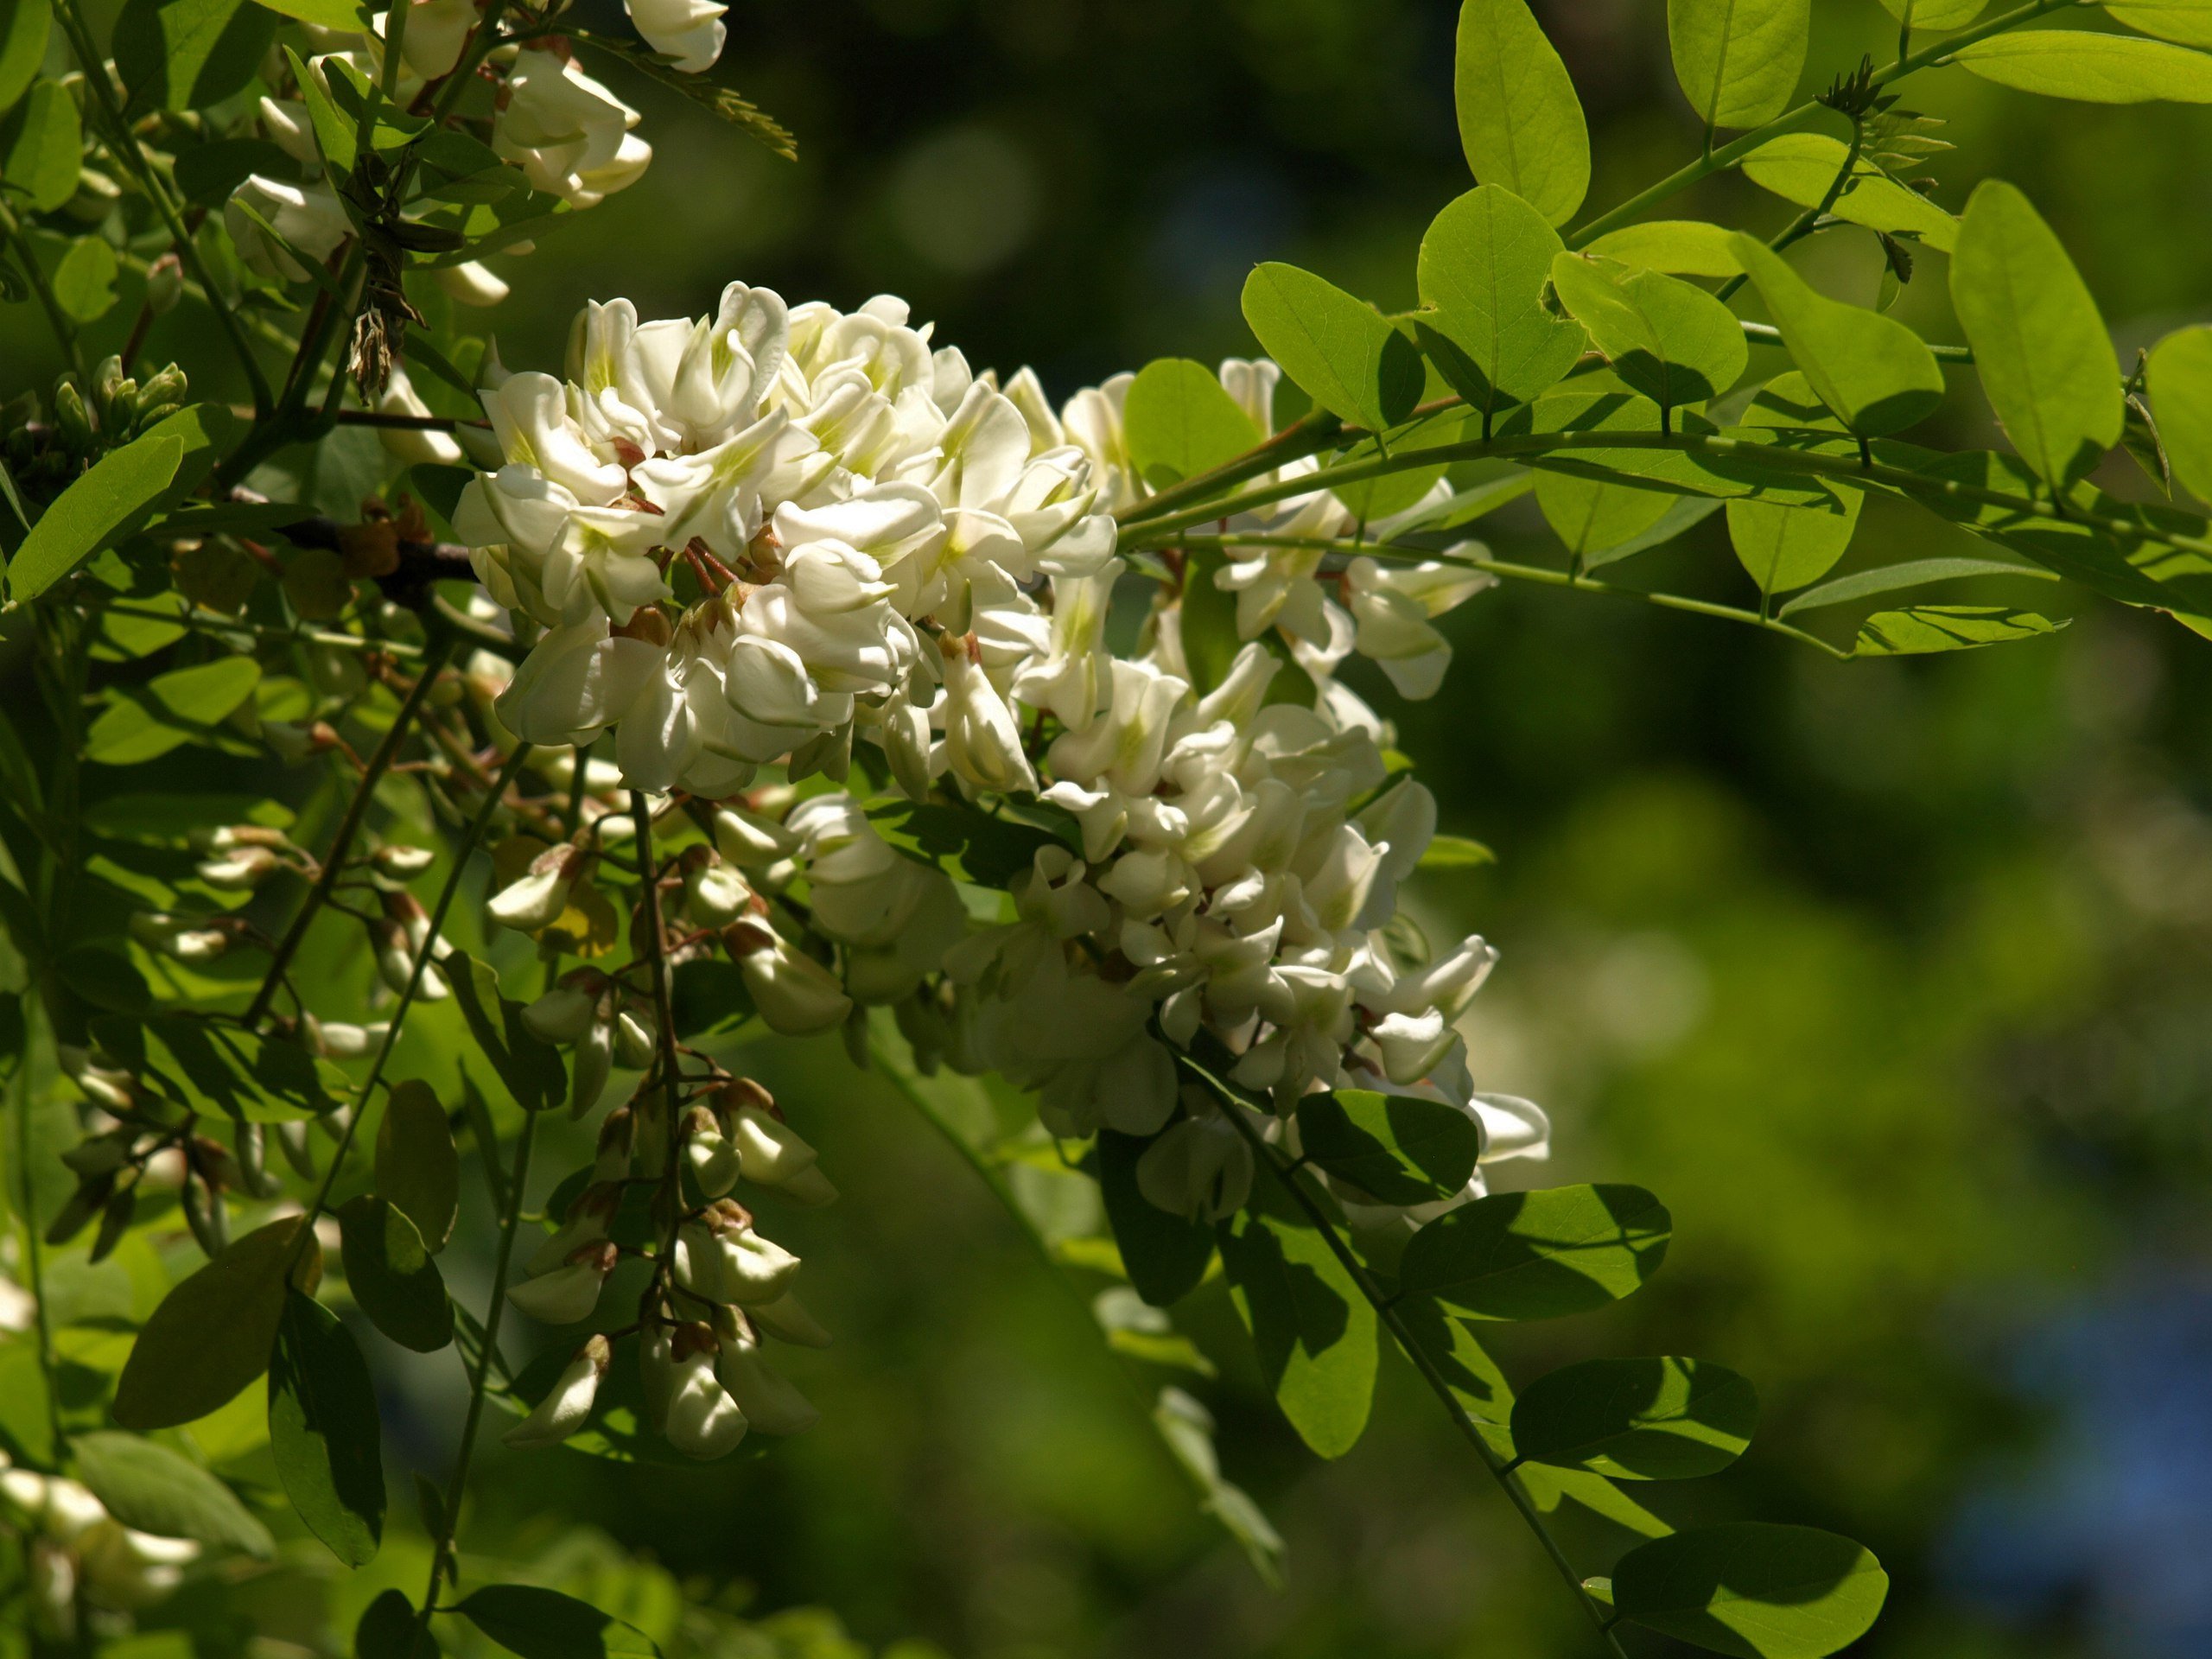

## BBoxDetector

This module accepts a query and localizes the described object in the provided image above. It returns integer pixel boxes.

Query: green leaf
[1585,493,1727,570]
[1122,359,1262,490]
[2105,0,2212,48]
[1725,374,1860,594]
[1453,0,1590,226]
[7,434,184,602]
[1510,1357,1758,1480]
[1397,1184,1671,1319]
[1096,1128,1216,1308]
[1777,556,2055,616]
[1534,397,1677,558]
[1728,238,1944,436]
[2148,324,2212,506]
[454,1586,663,1659]
[115,1216,319,1429]
[1611,1524,1889,1657]
[337,1195,453,1354]
[1395,1296,1516,1455]
[1241,263,1422,435]
[449,953,568,1113]
[1217,1200,1377,1459]
[1586,219,1747,277]
[1417,833,1497,870]
[1520,1463,1675,1538]
[1954,29,2212,103]
[113,0,276,112]
[72,1430,275,1556]
[1878,0,1987,29]
[1294,1089,1480,1206]
[356,1589,440,1659]
[0,0,50,117]
[1667,0,1810,130]
[1415,186,1586,426]
[256,0,369,27]
[865,798,1071,889]
[90,1014,351,1121]
[1,79,80,213]
[270,1290,385,1567]
[375,1079,458,1253]
[1740,134,1958,251]
[1151,1388,1285,1588]
[1949,180,2123,491]
[1852,604,2062,655]
[51,237,118,323]
[86,657,262,766]
[1548,254,1748,415]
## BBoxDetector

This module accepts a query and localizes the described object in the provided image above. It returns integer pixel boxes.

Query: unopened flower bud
[592,1106,635,1183]
[274,1118,316,1179]
[613,1007,656,1070]
[314,1020,385,1059]
[713,805,797,868]
[712,1309,818,1435]
[722,923,852,1035]
[683,1106,740,1198]
[673,1204,801,1306]
[372,844,436,881]
[507,1240,617,1324]
[661,1322,747,1459]
[727,1106,836,1206]
[180,1174,229,1257]
[504,1333,610,1448]
[683,861,753,929]
[569,1017,613,1117]
[197,846,281,891]
[233,1121,282,1198]
[487,847,582,932]
[145,255,184,315]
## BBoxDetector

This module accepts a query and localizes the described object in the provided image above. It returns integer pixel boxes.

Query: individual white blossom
[225,175,349,284]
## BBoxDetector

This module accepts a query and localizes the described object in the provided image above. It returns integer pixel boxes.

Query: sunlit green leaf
[86,657,261,766]
[254,0,368,27]
[1416,186,1586,428]
[90,1014,350,1121]
[1777,556,2056,616]
[1611,1524,1889,1657]
[1548,254,1748,416]
[1740,134,1958,251]
[1398,1184,1671,1319]
[1453,0,1590,226]
[0,0,50,117]
[1218,1198,1377,1459]
[1728,238,1945,435]
[1725,374,1860,594]
[338,1194,453,1354]
[270,1290,385,1567]
[1295,1089,1480,1206]
[2104,0,2212,48]
[113,0,276,112]
[1955,29,2212,103]
[1510,1357,1758,1480]
[1950,180,2123,490]
[1667,0,1809,130]
[2,79,82,213]
[2148,324,2212,506]
[52,237,118,323]
[114,1217,320,1429]
[1418,834,1497,869]
[7,433,184,601]
[1122,359,1262,490]
[1241,262,1423,435]
[73,1430,275,1556]
[1852,604,2063,655]
[1586,219,1747,277]
[1878,0,1988,29]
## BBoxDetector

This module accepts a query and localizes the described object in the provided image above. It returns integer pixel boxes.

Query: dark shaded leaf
[1397,1184,1670,1320]
[1295,1088,1479,1205]
[1097,1128,1215,1307]
[337,1195,452,1353]
[269,1291,385,1567]
[114,1216,321,1428]
[1510,1356,1757,1479]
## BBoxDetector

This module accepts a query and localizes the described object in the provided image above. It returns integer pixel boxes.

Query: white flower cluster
[1,1455,200,1630]
[459,283,1539,1237]
[226,0,728,297]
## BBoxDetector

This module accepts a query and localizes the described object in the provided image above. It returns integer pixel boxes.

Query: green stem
[49,0,273,415]
[1714,114,1870,305]
[11,1024,66,1464]
[1564,0,2084,248]
[1197,1065,1629,1658]
[1171,533,1855,660]
[0,201,86,383]
[1120,428,2196,557]
[245,639,458,1027]
[1116,408,1345,528]
[414,1103,537,1626]
[294,745,532,1245]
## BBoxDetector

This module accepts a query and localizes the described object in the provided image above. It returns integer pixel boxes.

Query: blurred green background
[21,1,2212,1656]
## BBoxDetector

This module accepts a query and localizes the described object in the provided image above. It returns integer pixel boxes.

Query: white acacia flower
[624,0,726,72]
[505,1334,610,1448]
[226,175,349,284]
[493,54,649,207]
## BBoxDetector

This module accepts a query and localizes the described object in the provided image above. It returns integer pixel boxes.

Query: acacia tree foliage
[3,1,2211,1656]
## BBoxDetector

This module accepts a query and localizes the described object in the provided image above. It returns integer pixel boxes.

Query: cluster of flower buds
[0,1455,200,1637]
[522,966,661,1116]
[504,1076,830,1459]
[0,359,189,502]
